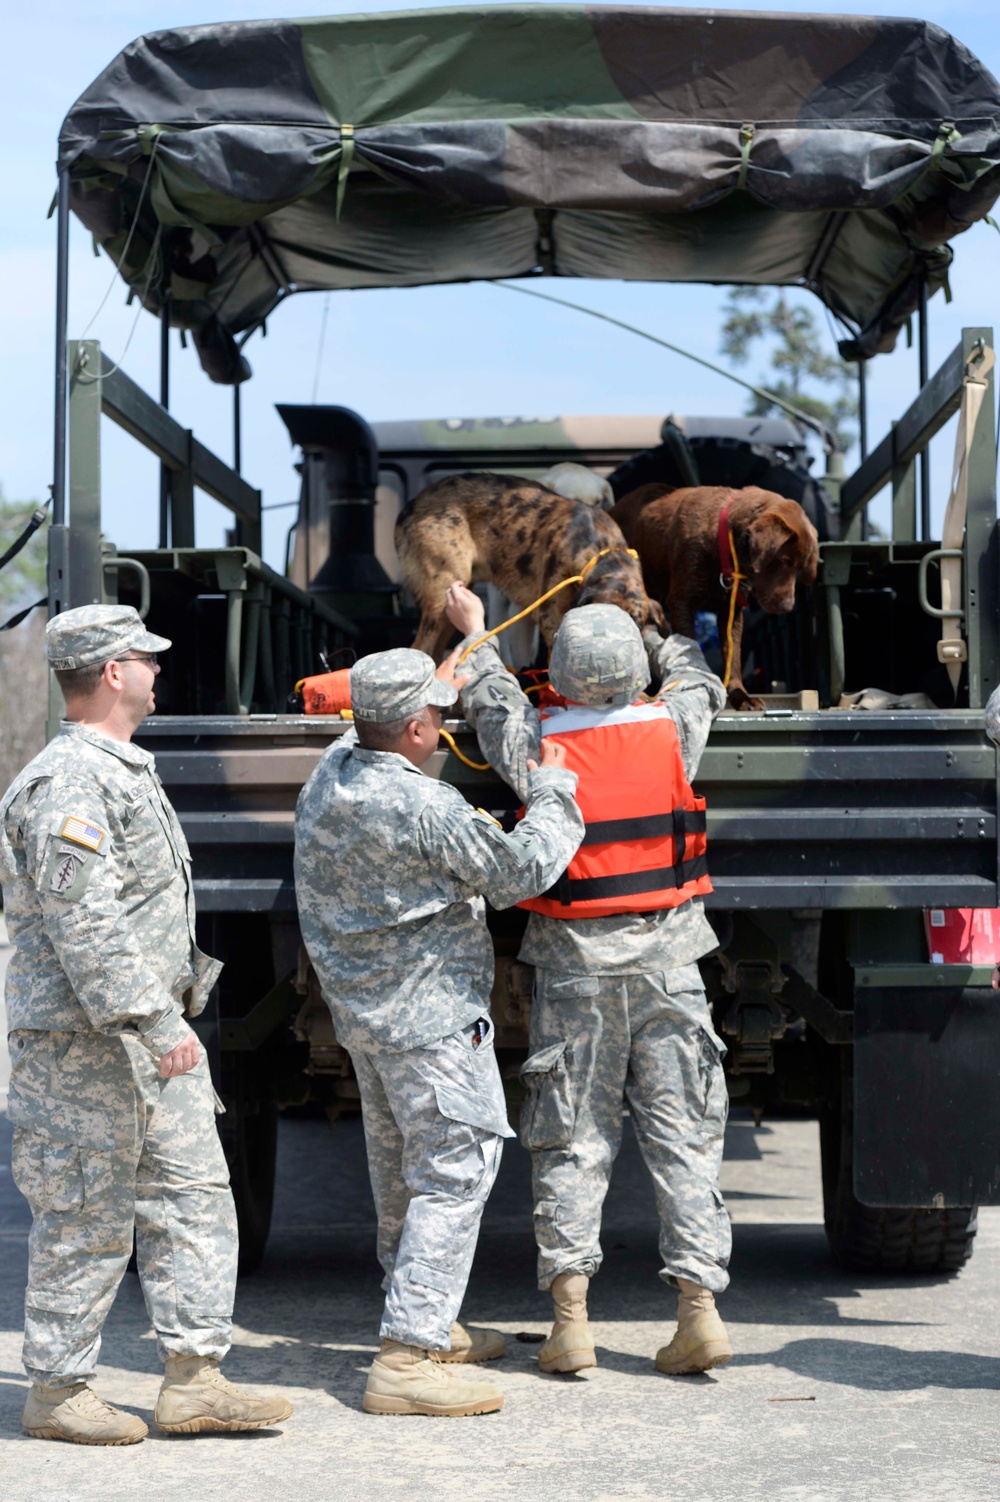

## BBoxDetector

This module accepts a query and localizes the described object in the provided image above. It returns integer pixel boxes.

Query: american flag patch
[60,816,106,852]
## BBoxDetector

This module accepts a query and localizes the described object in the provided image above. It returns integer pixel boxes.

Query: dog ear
[748,506,819,583]
[798,517,820,585]
[747,510,796,571]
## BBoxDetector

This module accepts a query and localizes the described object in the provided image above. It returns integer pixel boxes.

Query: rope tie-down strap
[938,342,995,695]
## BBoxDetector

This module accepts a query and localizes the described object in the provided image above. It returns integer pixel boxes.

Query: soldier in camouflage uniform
[0,605,293,1444]
[447,583,733,1377]
[294,646,583,1416]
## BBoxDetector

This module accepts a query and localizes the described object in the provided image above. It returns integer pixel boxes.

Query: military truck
[35,8,1000,1271]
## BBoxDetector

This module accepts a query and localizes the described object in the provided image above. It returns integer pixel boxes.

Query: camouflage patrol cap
[350,648,457,724]
[549,604,650,707]
[46,604,172,671]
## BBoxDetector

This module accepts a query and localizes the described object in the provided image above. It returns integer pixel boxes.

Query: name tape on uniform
[59,815,107,853]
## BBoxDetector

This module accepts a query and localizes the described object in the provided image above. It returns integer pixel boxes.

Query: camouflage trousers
[352,1015,514,1350]
[8,1029,237,1384]
[519,964,731,1294]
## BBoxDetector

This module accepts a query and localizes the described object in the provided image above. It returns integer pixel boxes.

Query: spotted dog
[395,472,664,663]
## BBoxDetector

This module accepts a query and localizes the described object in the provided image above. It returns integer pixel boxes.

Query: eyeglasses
[116,652,158,667]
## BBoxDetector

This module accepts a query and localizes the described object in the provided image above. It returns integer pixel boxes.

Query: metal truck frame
[46,228,1000,1271]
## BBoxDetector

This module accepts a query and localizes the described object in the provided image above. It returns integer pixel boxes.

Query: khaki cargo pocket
[25,1286,83,1317]
[711,1187,732,1262]
[79,1148,116,1208]
[430,1084,506,1199]
[12,1131,85,1213]
[407,1261,454,1296]
[519,1041,575,1151]
[539,974,601,1004]
[6,1071,120,1151]
[434,1082,510,1139]
[698,1026,729,1128]
[187,948,223,1017]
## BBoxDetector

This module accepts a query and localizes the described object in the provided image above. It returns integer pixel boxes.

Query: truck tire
[819,1060,978,1274]
[220,1089,278,1275]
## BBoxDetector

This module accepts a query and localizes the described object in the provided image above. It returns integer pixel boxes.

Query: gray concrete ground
[0,917,10,1109]
[1,1061,999,1502]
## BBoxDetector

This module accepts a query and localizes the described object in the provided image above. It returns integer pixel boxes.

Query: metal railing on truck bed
[134,709,999,914]
[83,318,999,917]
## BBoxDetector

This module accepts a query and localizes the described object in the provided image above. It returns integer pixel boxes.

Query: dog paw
[645,600,669,636]
[727,688,765,712]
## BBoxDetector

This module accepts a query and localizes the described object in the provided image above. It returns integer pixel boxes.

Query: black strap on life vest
[580,806,706,848]
[544,853,710,907]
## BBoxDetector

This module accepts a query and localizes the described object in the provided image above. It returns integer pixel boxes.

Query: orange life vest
[519,701,712,920]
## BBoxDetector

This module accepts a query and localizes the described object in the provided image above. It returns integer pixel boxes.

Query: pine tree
[0,490,47,615]
[0,489,49,790]
[720,288,858,453]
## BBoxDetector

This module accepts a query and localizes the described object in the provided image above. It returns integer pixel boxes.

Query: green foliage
[0,489,47,619]
[0,487,49,792]
[720,288,858,452]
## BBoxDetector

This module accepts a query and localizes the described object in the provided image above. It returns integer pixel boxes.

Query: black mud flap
[854,975,1000,1206]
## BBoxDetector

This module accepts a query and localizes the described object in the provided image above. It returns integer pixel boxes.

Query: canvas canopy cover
[59,5,1000,383]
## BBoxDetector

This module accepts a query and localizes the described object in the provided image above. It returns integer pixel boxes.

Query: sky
[1,0,998,573]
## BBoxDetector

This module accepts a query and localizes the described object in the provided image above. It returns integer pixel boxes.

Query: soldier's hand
[159,1029,201,1079]
[528,741,568,772]
[435,645,469,695]
[445,581,486,636]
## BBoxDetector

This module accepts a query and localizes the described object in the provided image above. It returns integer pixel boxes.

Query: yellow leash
[438,680,557,771]
[721,526,749,688]
[338,708,491,770]
[456,547,639,665]
[438,727,491,771]
[337,548,638,771]
[446,544,639,766]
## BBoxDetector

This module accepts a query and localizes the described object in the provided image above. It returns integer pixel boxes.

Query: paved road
[0,918,10,1108]
[1,1089,998,1502]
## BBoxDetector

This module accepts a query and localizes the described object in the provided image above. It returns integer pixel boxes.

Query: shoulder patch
[59,816,107,853]
[50,850,81,894]
[41,835,98,902]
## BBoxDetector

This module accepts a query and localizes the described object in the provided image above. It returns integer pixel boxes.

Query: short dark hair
[355,706,429,751]
[53,662,108,699]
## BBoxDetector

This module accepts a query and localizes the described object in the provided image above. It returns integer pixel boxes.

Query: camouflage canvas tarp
[59,5,1000,382]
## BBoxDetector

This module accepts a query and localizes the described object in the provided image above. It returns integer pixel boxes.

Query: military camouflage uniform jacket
[459,630,726,974]
[294,726,584,1056]
[0,720,219,1067]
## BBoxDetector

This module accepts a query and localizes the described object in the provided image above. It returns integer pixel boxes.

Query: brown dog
[612,484,819,709]
[396,473,663,662]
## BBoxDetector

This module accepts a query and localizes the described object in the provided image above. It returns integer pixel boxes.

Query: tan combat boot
[538,1272,597,1375]
[655,1280,732,1375]
[363,1338,503,1415]
[22,1382,148,1445]
[435,1320,506,1364]
[154,1355,294,1433]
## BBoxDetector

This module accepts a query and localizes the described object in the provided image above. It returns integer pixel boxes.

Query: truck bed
[136,710,999,912]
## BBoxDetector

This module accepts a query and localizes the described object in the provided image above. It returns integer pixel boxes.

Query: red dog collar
[718,498,750,609]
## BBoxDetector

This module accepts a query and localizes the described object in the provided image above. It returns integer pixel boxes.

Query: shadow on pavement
[734,1339,1000,1391]
[0,1109,982,1405]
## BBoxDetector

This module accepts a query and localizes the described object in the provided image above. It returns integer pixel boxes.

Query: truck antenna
[491,280,839,454]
